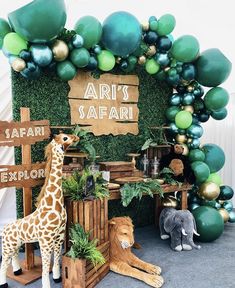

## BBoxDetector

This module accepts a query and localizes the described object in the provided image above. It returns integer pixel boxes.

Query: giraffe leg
[40,245,53,288]
[52,243,62,283]
[0,255,11,288]
[12,251,22,276]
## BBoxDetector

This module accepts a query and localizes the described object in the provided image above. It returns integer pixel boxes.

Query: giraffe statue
[0,133,79,288]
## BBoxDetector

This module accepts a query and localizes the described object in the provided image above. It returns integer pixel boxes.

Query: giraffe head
[53,133,80,154]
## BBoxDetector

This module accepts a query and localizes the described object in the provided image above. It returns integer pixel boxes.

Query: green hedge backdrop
[12,68,171,226]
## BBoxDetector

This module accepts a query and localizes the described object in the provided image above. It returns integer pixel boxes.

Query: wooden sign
[0,120,50,147]
[0,162,46,188]
[68,72,140,135]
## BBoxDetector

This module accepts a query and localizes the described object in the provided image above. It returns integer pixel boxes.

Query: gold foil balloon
[162,196,178,208]
[141,21,149,31]
[52,40,69,62]
[198,182,220,201]
[175,134,187,143]
[138,55,146,65]
[11,58,26,72]
[146,45,156,56]
[181,144,189,156]
[187,85,194,92]
[218,208,230,223]
[184,105,194,114]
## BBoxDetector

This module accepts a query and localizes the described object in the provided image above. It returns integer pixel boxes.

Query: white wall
[0,0,234,230]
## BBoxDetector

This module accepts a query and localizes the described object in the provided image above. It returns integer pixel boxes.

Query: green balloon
[70,48,90,68]
[201,199,221,209]
[191,161,210,183]
[203,144,225,173]
[189,203,200,211]
[56,60,77,81]
[8,0,66,43]
[228,211,235,223]
[189,149,205,162]
[204,87,229,112]
[145,59,160,75]
[165,106,181,122]
[192,206,224,242]
[97,50,115,71]
[171,35,200,62]
[74,16,102,49]
[156,14,176,36]
[219,185,234,200]
[223,200,233,212]
[206,173,222,186]
[195,48,232,87]
[0,18,12,49]
[211,108,227,121]
[3,32,27,55]
[175,111,192,129]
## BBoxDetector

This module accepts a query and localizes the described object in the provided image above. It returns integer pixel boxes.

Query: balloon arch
[0,1,234,241]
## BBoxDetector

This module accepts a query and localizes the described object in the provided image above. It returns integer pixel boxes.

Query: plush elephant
[159,208,201,251]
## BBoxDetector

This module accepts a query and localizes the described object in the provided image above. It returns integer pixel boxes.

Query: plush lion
[109,217,164,288]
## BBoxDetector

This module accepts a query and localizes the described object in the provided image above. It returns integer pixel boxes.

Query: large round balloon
[218,185,234,200]
[192,206,224,242]
[198,182,220,200]
[30,44,52,67]
[203,144,225,173]
[0,18,12,48]
[56,60,77,81]
[170,35,200,62]
[102,11,142,57]
[188,149,205,162]
[156,14,176,36]
[74,16,102,49]
[8,0,66,43]
[191,161,210,183]
[195,48,232,87]
[3,32,27,55]
[175,111,192,129]
[204,87,229,111]
[186,124,203,139]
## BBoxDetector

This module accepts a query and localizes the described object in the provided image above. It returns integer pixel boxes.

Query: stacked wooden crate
[99,161,134,180]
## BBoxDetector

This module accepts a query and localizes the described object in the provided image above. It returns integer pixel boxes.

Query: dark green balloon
[182,93,194,105]
[204,87,229,111]
[192,206,224,242]
[165,106,181,122]
[195,48,232,87]
[223,200,233,212]
[70,48,90,68]
[228,211,235,223]
[56,60,77,81]
[169,93,181,106]
[203,144,225,173]
[74,16,102,49]
[191,161,210,183]
[219,185,234,200]
[201,199,221,209]
[0,18,12,48]
[8,0,66,43]
[187,124,203,139]
[211,108,227,120]
[189,203,200,211]
[189,149,205,162]
[171,35,200,62]
[194,98,205,113]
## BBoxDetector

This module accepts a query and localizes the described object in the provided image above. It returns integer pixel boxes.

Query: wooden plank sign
[0,163,46,188]
[68,72,140,135]
[0,120,50,147]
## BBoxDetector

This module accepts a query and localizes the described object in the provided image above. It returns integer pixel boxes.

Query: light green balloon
[156,14,176,36]
[0,18,12,49]
[171,35,200,62]
[97,50,115,71]
[145,59,160,75]
[206,173,222,186]
[3,32,27,55]
[175,111,192,129]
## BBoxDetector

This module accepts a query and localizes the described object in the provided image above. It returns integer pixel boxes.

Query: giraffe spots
[23,223,28,231]
[28,226,33,234]
[35,218,40,225]
[48,184,57,192]
[50,175,56,182]
[55,202,62,213]
[46,195,53,206]
[48,213,57,221]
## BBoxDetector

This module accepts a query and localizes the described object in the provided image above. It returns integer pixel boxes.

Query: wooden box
[65,198,109,251]
[62,241,110,288]
[99,161,134,180]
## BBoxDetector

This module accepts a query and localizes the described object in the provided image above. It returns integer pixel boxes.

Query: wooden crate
[99,161,134,180]
[65,198,109,251]
[62,241,110,288]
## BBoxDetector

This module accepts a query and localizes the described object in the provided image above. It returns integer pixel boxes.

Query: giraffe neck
[39,144,65,209]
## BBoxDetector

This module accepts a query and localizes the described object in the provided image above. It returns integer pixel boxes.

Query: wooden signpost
[0,107,50,285]
[68,72,140,135]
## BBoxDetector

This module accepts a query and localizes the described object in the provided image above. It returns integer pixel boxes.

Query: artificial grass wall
[12,68,171,225]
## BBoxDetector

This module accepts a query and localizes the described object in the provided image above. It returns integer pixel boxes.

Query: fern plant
[159,167,183,186]
[66,224,105,267]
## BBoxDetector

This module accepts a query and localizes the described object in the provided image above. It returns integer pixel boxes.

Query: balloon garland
[0,1,234,240]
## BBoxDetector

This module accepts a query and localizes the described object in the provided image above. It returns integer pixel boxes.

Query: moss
[12,67,171,226]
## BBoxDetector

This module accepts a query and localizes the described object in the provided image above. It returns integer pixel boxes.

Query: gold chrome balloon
[146,45,156,56]
[141,21,150,31]
[184,105,194,114]
[187,85,194,92]
[11,58,26,72]
[162,196,178,208]
[218,208,230,223]
[138,55,146,65]
[181,144,189,156]
[176,134,187,144]
[52,40,69,62]
[198,182,220,201]
[116,57,122,64]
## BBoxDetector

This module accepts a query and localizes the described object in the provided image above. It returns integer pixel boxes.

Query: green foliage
[66,224,105,266]
[58,28,76,43]
[62,168,109,201]
[120,179,164,207]
[159,167,183,186]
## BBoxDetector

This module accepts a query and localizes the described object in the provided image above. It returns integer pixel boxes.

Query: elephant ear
[164,214,177,233]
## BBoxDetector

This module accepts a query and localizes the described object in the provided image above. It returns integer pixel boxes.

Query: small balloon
[182,93,195,105]
[198,182,220,201]
[181,143,189,156]
[175,111,192,129]
[206,173,222,186]
[188,149,205,162]
[186,124,203,139]
[146,45,156,57]
[149,20,158,32]
[223,200,233,212]
[155,53,170,67]
[70,48,90,68]
[86,56,98,71]
[19,49,31,61]
[138,55,147,65]
[203,144,225,173]
[165,106,181,122]
[188,138,200,149]
[218,208,230,223]
[30,44,52,67]
[191,161,210,183]
[11,58,26,72]
[204,87,229,111]
[181,64,196,81]
[52,40,69,62]
[72,34,84,48]
[157,36,172,52]
[20,61,41,80]
[211,108,227,121]
[3,32,27,55]
[169,123,179,134]
[183,105,194,114]
[97,50,115,71]
[175,134,187,144]
[156,14,176,36]
[219,185,234,201]
[56,60,77,81]
[0,18,12,48]
[169,93,181,106]
[145,59,160,74]
[228,211,235,223]
[144,31,158,44]
[94,44,102,54]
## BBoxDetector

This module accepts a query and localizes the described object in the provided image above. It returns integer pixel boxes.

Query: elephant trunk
[181,228,187,236]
